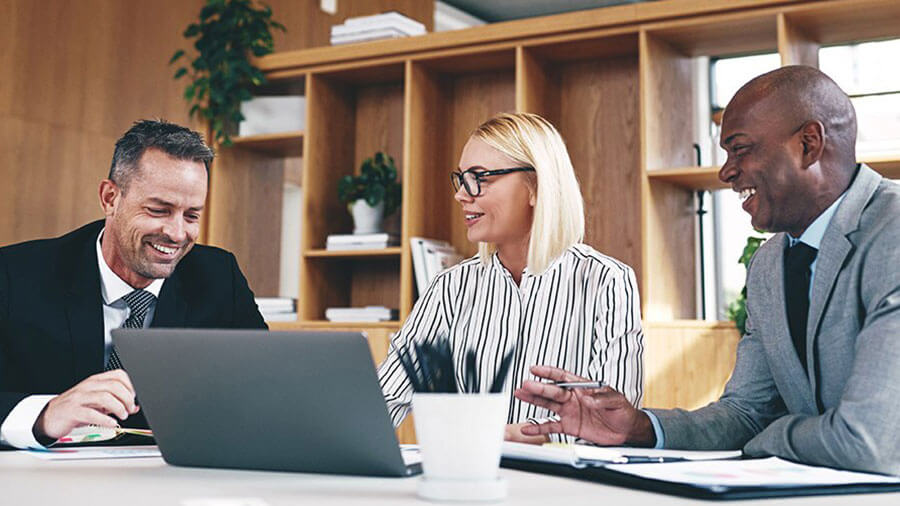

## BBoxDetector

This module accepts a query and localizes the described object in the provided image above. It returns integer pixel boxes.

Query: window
[700,39,900,322]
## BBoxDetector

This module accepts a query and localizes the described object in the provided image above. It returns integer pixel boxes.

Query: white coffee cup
[412,392,509,501]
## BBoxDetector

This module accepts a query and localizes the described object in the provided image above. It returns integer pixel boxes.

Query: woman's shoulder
[432,254,483,282]
[564,243,636,278]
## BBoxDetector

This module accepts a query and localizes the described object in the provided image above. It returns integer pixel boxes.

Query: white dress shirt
[0,229,163,449]
[379,243,644,443]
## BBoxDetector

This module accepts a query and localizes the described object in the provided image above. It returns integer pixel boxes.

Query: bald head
[725,65,857,171]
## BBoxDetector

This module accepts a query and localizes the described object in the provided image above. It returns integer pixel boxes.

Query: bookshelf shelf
[230,131,304,157]
[647,166,729,191]
[860,154,900,180]
[305,247,403,258]
[298,320,401,330]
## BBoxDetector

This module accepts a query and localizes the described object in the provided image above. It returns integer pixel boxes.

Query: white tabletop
[2,449,898,505]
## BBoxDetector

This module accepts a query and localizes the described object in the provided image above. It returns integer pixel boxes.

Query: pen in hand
[552,381,607,389]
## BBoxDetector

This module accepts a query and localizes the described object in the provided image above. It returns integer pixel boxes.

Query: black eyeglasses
[450,166,535,197]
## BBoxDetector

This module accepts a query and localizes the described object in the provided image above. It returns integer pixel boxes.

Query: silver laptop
[112,328,420,477]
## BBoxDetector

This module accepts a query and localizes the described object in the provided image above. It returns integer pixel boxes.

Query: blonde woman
[378,112,643,443]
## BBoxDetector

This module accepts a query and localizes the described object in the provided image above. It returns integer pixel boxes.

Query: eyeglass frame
[449,166,535,197]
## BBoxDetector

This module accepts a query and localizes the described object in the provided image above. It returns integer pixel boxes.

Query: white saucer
[417,477,508,502]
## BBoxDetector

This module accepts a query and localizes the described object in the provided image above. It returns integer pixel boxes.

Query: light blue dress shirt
[645,191,847,449]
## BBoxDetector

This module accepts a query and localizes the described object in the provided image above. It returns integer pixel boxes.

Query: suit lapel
[151,274,187,328]
[766,234,818,414]
[806,166,881,401]
[66,231,105,381]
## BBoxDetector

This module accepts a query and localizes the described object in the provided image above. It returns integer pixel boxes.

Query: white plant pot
[350,200,384,234]
[412,393,509,502]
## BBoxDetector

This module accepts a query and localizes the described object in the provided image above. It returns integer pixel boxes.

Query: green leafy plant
[337,152,402,216]
[726,234,767,335]
[170,0,285,146]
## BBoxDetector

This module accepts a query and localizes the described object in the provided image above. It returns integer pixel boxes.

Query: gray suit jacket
[649,166,900,475]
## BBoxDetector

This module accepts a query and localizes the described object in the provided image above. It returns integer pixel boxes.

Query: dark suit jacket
[0,220,267,435]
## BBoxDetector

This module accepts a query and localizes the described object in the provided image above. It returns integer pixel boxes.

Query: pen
[622,456,688,464]
[552,381,607,389]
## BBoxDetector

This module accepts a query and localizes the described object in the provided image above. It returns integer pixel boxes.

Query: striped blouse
[377,243,644,442]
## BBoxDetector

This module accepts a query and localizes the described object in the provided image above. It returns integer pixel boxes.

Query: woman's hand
[504,422,550,444]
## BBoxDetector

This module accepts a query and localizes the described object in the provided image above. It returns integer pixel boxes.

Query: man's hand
[33,370,140,440]
[513,365,655,446]
[504,422,550,445]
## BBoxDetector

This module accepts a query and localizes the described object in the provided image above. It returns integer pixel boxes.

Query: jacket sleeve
[647,252,787,450]
[228,252,267,330]
[742,230,900,475]
[0,248,31,439]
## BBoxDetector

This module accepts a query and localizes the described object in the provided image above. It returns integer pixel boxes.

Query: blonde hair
[471,112,585,274]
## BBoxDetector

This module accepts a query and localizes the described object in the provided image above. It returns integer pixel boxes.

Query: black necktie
[784,242,818,371]
[106,289,157,371]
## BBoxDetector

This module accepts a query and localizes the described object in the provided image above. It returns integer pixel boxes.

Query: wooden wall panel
[354,82,405,236]
[557,56,642,282]
[447,72,516,258]
[1,0,203,247]
[643,321,740,409]
[206,147,285,296]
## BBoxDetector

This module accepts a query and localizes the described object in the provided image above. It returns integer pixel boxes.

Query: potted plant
[337,152,402,235]
[170,0,285,146]
[726,234,766,335]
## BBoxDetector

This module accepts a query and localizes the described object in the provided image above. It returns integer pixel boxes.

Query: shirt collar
[788,192,847,249]
[96,228,164,304]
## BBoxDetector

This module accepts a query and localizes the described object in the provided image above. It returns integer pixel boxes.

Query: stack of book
[255,297,297,322]
[330,12,426,45]
[410,237,463,296]
[325,306,399,323]
[326,233,399,251]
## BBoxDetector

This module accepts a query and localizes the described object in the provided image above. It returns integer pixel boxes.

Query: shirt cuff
[0,395,57,449]
[642,409,665,449]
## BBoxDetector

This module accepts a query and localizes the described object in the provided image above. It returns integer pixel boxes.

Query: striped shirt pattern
[378,243,644,442]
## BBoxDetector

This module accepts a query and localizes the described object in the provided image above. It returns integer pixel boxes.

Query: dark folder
[501,458,900,501]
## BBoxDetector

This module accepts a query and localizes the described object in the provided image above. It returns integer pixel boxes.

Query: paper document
[502,441,740,468]
[400,444,422,466]
[23,445,161,460]
[607,456,900,489]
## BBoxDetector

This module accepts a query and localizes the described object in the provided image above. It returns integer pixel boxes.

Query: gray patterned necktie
[106,289,157,371]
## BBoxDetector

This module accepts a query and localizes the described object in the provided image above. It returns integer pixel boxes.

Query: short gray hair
[109,119,214,190]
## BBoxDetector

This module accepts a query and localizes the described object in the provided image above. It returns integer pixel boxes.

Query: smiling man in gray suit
[514,65,900,475]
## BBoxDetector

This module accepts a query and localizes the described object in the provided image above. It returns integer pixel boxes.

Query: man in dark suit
[0,120,267,449]
[514,66,900,475]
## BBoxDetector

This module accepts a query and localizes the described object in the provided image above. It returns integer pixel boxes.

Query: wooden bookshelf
[202,0,900,443]
[647,166,729,191]
[304,247,403,258]
[230,131,304,157]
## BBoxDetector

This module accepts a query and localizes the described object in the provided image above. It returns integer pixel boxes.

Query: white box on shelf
[238,96,306,137]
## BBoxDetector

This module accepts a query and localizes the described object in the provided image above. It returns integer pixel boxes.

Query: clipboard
[501,457,900,500]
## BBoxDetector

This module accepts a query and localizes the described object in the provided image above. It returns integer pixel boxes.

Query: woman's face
[454,137,535,247]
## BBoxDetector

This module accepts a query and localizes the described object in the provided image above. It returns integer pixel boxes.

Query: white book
[325,306,398,322]
[332,22,424,37]
[261,312,298,322]
[330,28,410,45]
[326,306,395,318]
[410,237,461,296]
[255,297,296,313]
[326,242,396,251]
[342,11,425,33]
[326,233,399,244]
